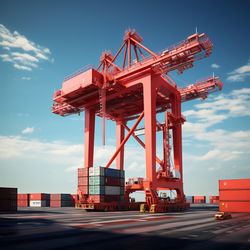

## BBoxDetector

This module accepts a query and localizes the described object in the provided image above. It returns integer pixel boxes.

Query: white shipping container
[29,200,47,207]
[105,186,120,195]
[89,166,105,176]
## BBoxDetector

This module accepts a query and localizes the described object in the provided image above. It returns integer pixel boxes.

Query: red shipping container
[30,193,49,200]
[18,194,29,200]
[193,196,206,203]
[50,200,61,207]
[220,201,250,213]
[209,195,219,204]
[219,179,250,190]
[78,168,89,177]
[105,177,120,186]
[220,190,250,201]
[78,185,88,195]
[78,177,88,186]
[18,200,29,207]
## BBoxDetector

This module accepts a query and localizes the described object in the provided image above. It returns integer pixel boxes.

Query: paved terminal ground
[0,205,249,250]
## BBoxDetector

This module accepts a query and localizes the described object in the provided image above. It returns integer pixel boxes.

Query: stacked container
[193,196,206,204]
[0,187,17,212]
[18,194,30,207]
[209,195,219,204]
[29,193,50,207]
[78,166,125,203]
[50,194,74,207]
[219,179,250,212]
[185,196,194,203]
[78,168,89,195]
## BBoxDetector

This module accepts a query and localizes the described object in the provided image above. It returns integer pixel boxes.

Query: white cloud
[227,59,250,82]
[21,77,31,80]
[183,88,250,164]
[22,127,34,134]
[0,135,145,178]
[14,63,32,71]
[184,88,250,127]
[211,63,220,69]
[0,53,12,62]
[0,24,51,71]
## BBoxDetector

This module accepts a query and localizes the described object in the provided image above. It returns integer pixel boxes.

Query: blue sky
[0,0,249,197]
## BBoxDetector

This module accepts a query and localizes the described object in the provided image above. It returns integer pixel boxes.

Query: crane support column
[116,121,124,170]
[171,95,183,182]
[84,109,95,168]
[143,75,156,186]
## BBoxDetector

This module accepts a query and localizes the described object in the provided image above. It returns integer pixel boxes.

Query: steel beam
[84,109,95,168]
[143,75,156,184]
[116,121,125,170]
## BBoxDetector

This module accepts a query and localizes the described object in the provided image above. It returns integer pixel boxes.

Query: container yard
[1,1,250,249]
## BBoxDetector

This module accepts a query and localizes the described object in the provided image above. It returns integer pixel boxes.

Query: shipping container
[78,185,88,195]
[50,194,72,201]
[220,190,250,201]
[18,194,29,200]
[105,186,120,195]
[193,196,206,204]
[120,170,125,179]
[30,200,48,207]
[89,185,105,195]
[120,178,125,186]
[89,166,105,176]
[0,187,17,212]
[0,187,17,199]
[209,195,219,204]
[78,177,88,186]
[50,200,74,207]
[89,176,105,186]
[219,201,250,213]
[219,179,250,190]
[88,195,121,203]
[185,196,194,203]
[18,200,29,207]
[105,168,120,178]
[17,193,30,207]
[29,193,50,201]
[78,168,89,177]
[105,176,120,186]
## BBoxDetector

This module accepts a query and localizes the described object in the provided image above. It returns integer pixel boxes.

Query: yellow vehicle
[214,212,232,220]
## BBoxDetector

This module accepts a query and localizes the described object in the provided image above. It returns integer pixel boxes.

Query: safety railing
[63,64,93,82]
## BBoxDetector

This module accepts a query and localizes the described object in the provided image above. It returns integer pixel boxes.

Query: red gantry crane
[52,30,223,212]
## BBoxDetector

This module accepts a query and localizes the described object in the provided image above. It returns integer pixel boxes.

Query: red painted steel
[219,179,250,190]
[52,30,223,211]
[220,201,250,213]
[220,190,250,201]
